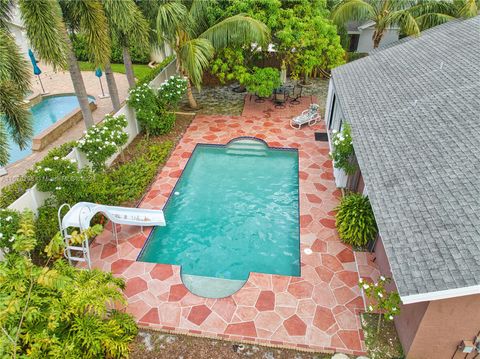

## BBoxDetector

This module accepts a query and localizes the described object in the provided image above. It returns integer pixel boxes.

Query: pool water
[139,139,300,289]
[7,95,95,164]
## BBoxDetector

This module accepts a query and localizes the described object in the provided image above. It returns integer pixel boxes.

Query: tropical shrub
[359,276,401,333]
[0,209,21,251]
[330,123,357,174]
[77,114,129,171]
[0,212,138,358]
[245,67,281,98]
[336,193,377,247]
[158,76,188,109]
[0,142,76,207]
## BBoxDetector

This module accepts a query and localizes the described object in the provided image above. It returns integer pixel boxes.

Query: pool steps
[226,139,267,157]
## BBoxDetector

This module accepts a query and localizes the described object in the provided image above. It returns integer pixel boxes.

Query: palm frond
[388,10,421,36]
[0,117,8,166]
[0,29,30,93]
[179,38,214,88]
[331,0,375,25]
[199,14,270,50]
[65,0,110,68]
[0,0,14,30]
[18,0,69,70]
[0,81,32,157]
[156,1,189,46]
[456,0,479,17]
[188,0,212,36]
[415,13,456,30]
[103,0,150,52]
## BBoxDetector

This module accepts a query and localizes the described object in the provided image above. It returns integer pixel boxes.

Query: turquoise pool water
[139,139,300,285]
[7,95,95,164]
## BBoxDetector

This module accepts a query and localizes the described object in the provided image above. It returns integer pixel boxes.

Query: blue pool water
[139,139,300,284]
[7,95,95,164]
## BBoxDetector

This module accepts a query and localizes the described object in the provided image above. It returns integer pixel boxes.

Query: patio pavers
[89,98,377,356]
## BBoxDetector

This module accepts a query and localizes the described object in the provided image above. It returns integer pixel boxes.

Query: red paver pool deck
[88,97,377,356]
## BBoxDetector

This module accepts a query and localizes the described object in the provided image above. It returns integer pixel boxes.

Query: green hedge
[71,34,150,64]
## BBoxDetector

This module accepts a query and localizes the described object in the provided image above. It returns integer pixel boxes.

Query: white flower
[0,233,3,238]
[55,186,62,190]
[5,216,12,222]
[392,307,397,311]
[368,305,373,311]
[53,156,59,160]
[380,276,386,281]
[388,315,394,320]
[8,237,14,242]
[332,129,337,134]
[363,284,370,290]
[378,292,383,298]
[359,278,363,283]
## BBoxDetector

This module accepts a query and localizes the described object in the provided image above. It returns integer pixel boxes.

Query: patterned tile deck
[89,98,375,356]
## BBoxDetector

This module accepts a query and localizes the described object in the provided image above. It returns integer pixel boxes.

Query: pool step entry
[226,138,267,157]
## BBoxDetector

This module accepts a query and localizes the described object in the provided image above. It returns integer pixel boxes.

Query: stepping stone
[332,354,350,359]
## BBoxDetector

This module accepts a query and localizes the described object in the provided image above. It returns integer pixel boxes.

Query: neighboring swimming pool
[7,94,95,164]
[138,138,300,298]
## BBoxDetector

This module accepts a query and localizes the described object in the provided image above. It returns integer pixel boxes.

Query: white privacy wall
[7,59,177,214]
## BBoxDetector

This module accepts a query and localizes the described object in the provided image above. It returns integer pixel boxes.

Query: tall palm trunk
[122,47,136,88]
[65,40,94,128]
[105,62,121,111]
[372,29,384,49]
[186,79,197,109]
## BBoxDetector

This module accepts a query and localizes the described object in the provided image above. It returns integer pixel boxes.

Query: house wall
[408,294,480,359]
[356,28,399,53]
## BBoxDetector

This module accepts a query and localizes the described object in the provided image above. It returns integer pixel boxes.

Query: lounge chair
[290,103,320,129]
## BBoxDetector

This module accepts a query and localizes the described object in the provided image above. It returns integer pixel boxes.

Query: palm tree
[103,0,150,94]
[410,0,478,29]
[59,0,110,128]
[332,0,424,49]
[156,0,270,109]
[0,0,68,165]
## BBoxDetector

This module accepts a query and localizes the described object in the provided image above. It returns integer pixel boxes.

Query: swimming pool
[138,138,300,297]
[7,94,95,164]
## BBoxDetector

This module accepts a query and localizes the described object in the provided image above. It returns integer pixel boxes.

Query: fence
[8,59,177,215]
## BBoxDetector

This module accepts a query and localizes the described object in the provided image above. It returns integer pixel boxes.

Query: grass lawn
[78,61,152,81]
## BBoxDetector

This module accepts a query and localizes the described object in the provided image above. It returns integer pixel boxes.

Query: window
[348,34,360,52]
[328,94,336,130]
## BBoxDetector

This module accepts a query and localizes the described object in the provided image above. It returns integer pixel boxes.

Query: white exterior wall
[356,27,399,53]
[324,79,348,188]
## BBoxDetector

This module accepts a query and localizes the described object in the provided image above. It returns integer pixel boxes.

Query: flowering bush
[158,75,188,109]
[359,276,401,333]
[330,123,357,174]
[77,114,129,171]
[128,76,186,136]
[33,156,88,204]
[0,209,21,251]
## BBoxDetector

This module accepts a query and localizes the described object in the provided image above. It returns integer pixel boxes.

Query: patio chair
[290,103,320,129]
[273,90,287,108]
[289,85,303,105]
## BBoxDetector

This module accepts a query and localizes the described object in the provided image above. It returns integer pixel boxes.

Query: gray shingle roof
[331,17,480,299]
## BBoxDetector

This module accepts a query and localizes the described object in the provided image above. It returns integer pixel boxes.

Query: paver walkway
[89,97,374,356]
[1,63,129,189]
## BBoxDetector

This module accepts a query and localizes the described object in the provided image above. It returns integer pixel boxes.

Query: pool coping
[31,94,97,152]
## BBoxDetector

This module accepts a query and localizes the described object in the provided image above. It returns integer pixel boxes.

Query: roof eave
[401,285,480,304]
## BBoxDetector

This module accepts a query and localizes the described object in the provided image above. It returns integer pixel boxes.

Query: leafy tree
[411,0,479,29]
[0,0,67,165]
[245,67,281,98]
[156,0,270,109]
[0,212,138,358]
